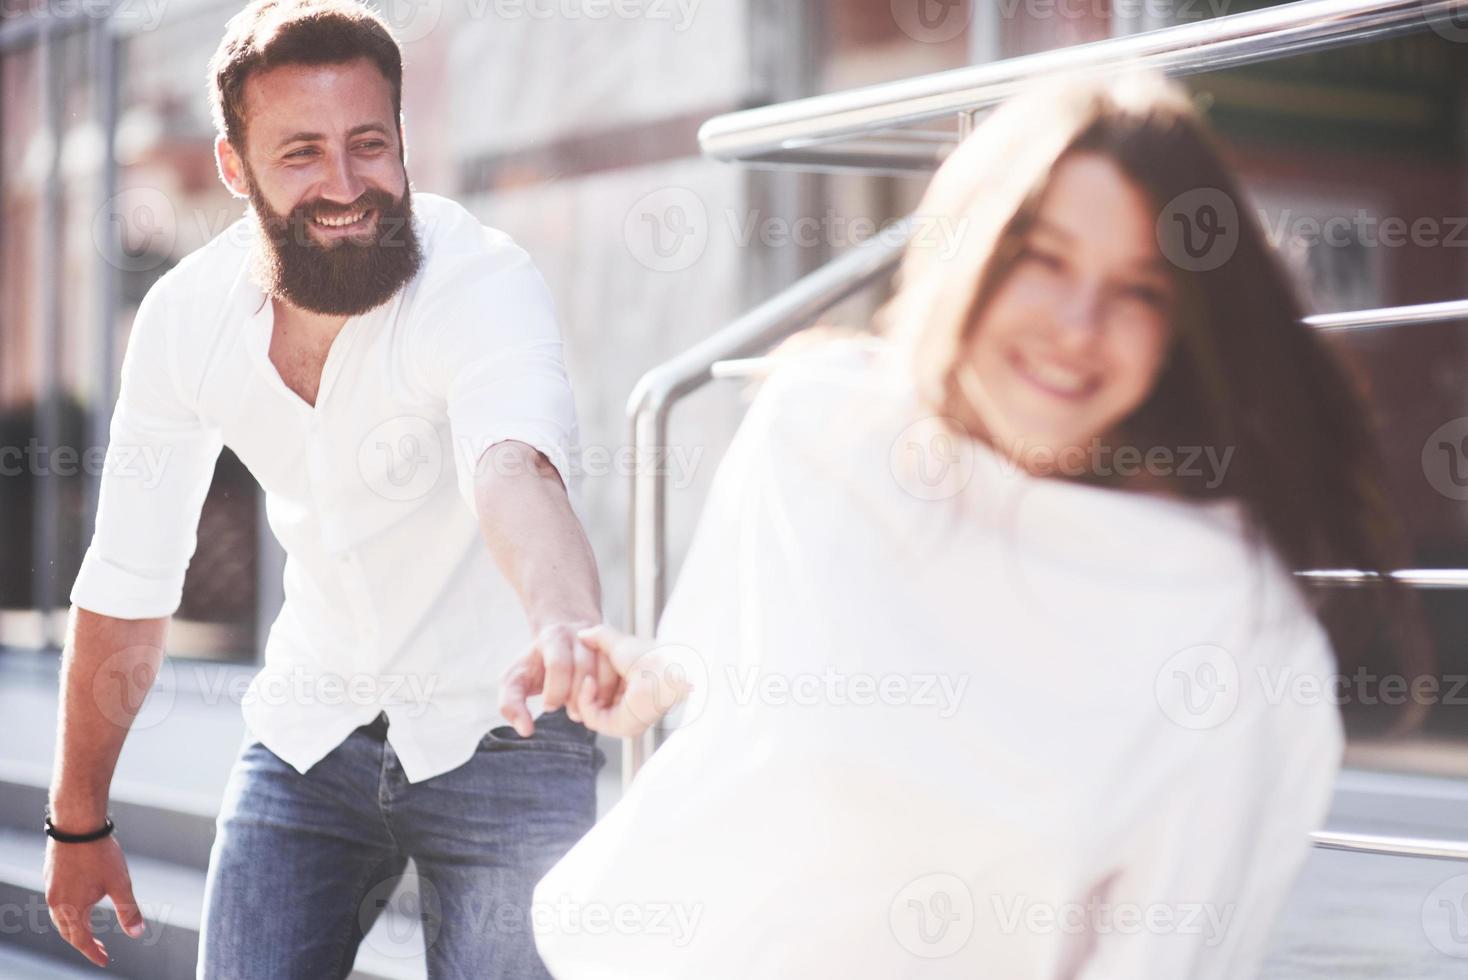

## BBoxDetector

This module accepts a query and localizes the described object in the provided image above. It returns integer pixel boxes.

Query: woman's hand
[571,625,698,737]
[498,619,608,736]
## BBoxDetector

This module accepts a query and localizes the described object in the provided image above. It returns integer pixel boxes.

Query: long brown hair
[876,70,1431,730]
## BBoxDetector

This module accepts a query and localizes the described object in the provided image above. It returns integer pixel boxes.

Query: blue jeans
[197,709,605,979]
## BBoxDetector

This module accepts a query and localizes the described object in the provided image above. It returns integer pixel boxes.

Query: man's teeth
[314,210,367,227]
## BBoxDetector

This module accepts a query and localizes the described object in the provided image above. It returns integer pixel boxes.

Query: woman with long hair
[526,70,1427,978]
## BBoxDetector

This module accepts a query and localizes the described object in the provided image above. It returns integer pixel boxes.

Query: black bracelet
[43,809,115,843]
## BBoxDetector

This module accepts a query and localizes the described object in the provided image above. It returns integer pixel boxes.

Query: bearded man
[43,2,610,976]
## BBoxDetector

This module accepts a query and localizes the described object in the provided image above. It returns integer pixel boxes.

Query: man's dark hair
[208,0,403,153]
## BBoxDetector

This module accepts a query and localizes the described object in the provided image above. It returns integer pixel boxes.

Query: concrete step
[0,939,104,978]
[0,650,622,979]
[0,759,218,872]
[0,825,426,980]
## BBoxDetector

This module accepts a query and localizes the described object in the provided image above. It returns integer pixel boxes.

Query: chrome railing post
[621,0,1468,871]
[622,224,912,785]
[1312,831,1468,862]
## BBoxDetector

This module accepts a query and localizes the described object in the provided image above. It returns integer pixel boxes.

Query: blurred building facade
[1,0,1466,749]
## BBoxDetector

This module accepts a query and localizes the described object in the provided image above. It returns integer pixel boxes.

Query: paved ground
[0,648,624,816]
[1268,843,1468,978]
[4,647,1467,976]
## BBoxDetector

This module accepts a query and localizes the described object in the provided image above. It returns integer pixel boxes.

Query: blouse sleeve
[652,358,797,665]
[1076,675,1344,979]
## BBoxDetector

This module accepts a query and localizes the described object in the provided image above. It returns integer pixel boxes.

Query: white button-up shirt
[70,192,581,782]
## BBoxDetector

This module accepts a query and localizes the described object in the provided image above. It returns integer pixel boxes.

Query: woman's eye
[1121,284,1167,307]
[1019,247,1063,271]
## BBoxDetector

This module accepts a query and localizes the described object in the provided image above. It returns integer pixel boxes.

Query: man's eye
[285,148,316,160]
[356,140,386,151]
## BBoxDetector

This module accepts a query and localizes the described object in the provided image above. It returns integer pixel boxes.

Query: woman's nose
[1050,284,1106,347]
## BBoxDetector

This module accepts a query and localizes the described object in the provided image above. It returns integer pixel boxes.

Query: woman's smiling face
[961,152,1179,468]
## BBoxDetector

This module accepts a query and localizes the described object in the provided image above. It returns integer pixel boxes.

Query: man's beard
[245,168,423,317]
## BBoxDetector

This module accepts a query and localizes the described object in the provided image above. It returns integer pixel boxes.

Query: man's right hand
[498,619,611,736]
[44,832,146,967]
[46,606,166,968]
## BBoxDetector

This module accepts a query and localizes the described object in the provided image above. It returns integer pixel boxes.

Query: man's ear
[215,135,249,198]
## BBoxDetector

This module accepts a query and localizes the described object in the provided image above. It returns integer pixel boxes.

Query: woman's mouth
[1009,349,1100,401]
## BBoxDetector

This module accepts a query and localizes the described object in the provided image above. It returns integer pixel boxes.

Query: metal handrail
[1311,830,1468,861]
[709,297,1468,378]
[626,283,1468,785]
[699,0,1463,172]
[1310,297,1468,333]
[621,221,912,783]
[626,0,1468,789]
[626,269,1468,776]
[1301,569,1468,589]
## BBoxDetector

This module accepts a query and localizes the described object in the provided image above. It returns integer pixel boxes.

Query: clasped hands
[498,622,695,738]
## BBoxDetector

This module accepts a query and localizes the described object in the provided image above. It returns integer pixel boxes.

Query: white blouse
[533,343,1343,979]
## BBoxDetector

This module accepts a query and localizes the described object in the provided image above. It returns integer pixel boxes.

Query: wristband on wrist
[44,807,115,843]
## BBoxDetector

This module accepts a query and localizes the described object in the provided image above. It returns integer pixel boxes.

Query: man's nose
[318,149,366,205]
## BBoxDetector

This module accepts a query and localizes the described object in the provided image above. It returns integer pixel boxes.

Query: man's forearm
[473,441,601,630]
[49,607,168,829]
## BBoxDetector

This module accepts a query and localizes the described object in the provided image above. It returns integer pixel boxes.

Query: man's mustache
[260,190,403,246]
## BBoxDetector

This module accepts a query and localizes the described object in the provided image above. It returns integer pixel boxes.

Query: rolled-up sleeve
[70,280,223,620]
[413,250,579,517]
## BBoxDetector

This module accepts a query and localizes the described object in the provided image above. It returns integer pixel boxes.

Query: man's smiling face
[217,56,422,316]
